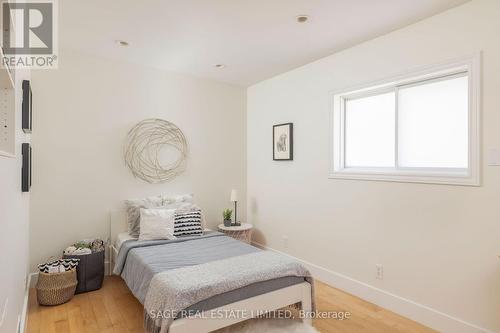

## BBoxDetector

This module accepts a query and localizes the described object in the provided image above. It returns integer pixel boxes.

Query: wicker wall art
[124,119,188,183]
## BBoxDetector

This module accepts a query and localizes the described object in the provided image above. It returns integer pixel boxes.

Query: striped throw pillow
[173,210,203,237]
[38,258,80,273]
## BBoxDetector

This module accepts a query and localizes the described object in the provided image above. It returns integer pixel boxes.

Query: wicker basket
[36,269,77,306]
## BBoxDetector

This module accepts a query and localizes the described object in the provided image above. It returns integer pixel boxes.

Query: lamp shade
[230,189,238,202]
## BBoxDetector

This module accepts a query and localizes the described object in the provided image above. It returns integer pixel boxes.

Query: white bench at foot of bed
[169,281,312,333]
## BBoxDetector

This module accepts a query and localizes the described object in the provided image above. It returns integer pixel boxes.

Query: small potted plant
[223,209,233,227]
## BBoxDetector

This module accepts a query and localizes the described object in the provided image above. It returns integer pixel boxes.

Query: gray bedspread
[144,251,313,333]
[114,231,311,332]
[117,232,259,303]
[114,232,306,306]
[113,231,223,276]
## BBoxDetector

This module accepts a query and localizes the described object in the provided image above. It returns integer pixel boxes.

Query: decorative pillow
[161,193,194,205]
[38,258,80,273]
[173,209,203,237]
[125,196,164,238]
[139,208,177,241]
[125,194,195,238]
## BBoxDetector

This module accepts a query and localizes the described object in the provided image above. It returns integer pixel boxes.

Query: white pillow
[125,195,164,238]
[161,193,194,205]
[139,208,177,241]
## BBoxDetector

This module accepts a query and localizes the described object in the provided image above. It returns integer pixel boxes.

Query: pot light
[296,15,309,23]
[215,64,226,69]
[115,40,129,47]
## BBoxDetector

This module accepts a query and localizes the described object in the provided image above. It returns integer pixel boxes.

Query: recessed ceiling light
[296,15,309,23]
[215,64,226,69]
[115,40,129,47]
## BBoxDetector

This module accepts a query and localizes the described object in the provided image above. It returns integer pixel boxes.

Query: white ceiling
[60,0,470,87]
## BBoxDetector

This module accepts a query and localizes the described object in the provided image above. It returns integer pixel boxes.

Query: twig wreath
[124,119,188,183]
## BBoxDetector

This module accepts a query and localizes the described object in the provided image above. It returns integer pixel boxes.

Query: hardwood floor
[26,276,437,333]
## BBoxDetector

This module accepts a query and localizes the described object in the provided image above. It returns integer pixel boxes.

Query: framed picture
[22,143,31,192]
[273,123,293,161]
[22,80,32,133]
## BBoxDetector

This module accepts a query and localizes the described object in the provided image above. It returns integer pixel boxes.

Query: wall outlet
[375,264,383,280]
[282,235,289,249]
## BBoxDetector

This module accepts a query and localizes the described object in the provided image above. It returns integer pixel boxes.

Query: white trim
[330,53,481,186]
[104,260,111,276]
[19,294,27,333]
[252,241,496,333]
[27,272,38,289]
[19,273,38,333]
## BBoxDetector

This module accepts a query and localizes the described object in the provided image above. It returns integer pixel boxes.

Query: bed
[109,210,313,333]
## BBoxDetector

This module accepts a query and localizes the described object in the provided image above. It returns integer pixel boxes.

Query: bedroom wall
[30,49,246,270]
[247,0,500,332]
[0,68,31,333]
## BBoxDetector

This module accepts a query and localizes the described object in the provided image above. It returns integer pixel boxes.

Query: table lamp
[230,189,240,226]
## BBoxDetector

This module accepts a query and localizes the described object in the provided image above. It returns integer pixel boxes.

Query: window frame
[330,55,481,186]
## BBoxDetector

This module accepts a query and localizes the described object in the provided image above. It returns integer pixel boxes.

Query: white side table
[218,223,253,244]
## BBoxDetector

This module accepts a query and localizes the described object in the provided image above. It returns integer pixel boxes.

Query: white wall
[30,49,246,270]
[247,0,500,332]
[0,68,31,333]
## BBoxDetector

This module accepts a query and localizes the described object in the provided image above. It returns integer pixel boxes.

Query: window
[331,56,480,185]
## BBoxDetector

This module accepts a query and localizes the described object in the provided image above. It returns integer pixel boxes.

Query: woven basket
[36,269,77,306]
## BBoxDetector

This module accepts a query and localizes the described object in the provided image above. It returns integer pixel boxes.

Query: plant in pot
[223,209,233,227]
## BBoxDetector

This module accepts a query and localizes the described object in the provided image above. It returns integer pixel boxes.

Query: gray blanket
[143,251,314,333]
[113,231,224,276]
[113,233,314,333]
[115,232,264,304]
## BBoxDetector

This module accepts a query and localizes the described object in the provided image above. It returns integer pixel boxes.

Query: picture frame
[273,123,293,161]
[22,143,31,192]
[22,80,32,133]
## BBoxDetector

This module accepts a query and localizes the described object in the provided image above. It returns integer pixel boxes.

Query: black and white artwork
[273,123,293,161]
[22,80,32,133]
[22,143,31,192]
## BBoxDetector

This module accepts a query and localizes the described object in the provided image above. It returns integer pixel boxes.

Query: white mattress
[115,232,137,251]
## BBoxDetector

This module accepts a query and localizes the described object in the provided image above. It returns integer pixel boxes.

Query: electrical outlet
[375,264,383,280]
[282,235,289,249]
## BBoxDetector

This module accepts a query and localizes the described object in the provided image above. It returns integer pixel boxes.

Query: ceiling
[60,0,470,87]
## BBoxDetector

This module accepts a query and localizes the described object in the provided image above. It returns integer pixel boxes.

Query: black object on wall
[22,143,31,192]
[22,80,32,133]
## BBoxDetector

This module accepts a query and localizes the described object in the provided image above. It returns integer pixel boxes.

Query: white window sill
[329,168,479,186]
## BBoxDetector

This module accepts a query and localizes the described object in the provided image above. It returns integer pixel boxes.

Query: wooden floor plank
[27,288,40,333]
[27,276,437,333]
[54,319,70,333]
[88,292,113,331]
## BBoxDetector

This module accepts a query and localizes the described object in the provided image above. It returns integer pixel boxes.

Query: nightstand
[218,223,253,244]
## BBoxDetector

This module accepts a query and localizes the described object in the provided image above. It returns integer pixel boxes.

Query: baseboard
[252,241,495,333]
[105,260,111,276]
[28,272,38,289]
[21,263,111,333]
[19,273,38,333]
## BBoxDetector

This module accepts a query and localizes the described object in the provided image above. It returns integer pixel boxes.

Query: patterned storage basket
[36,269,77,306]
